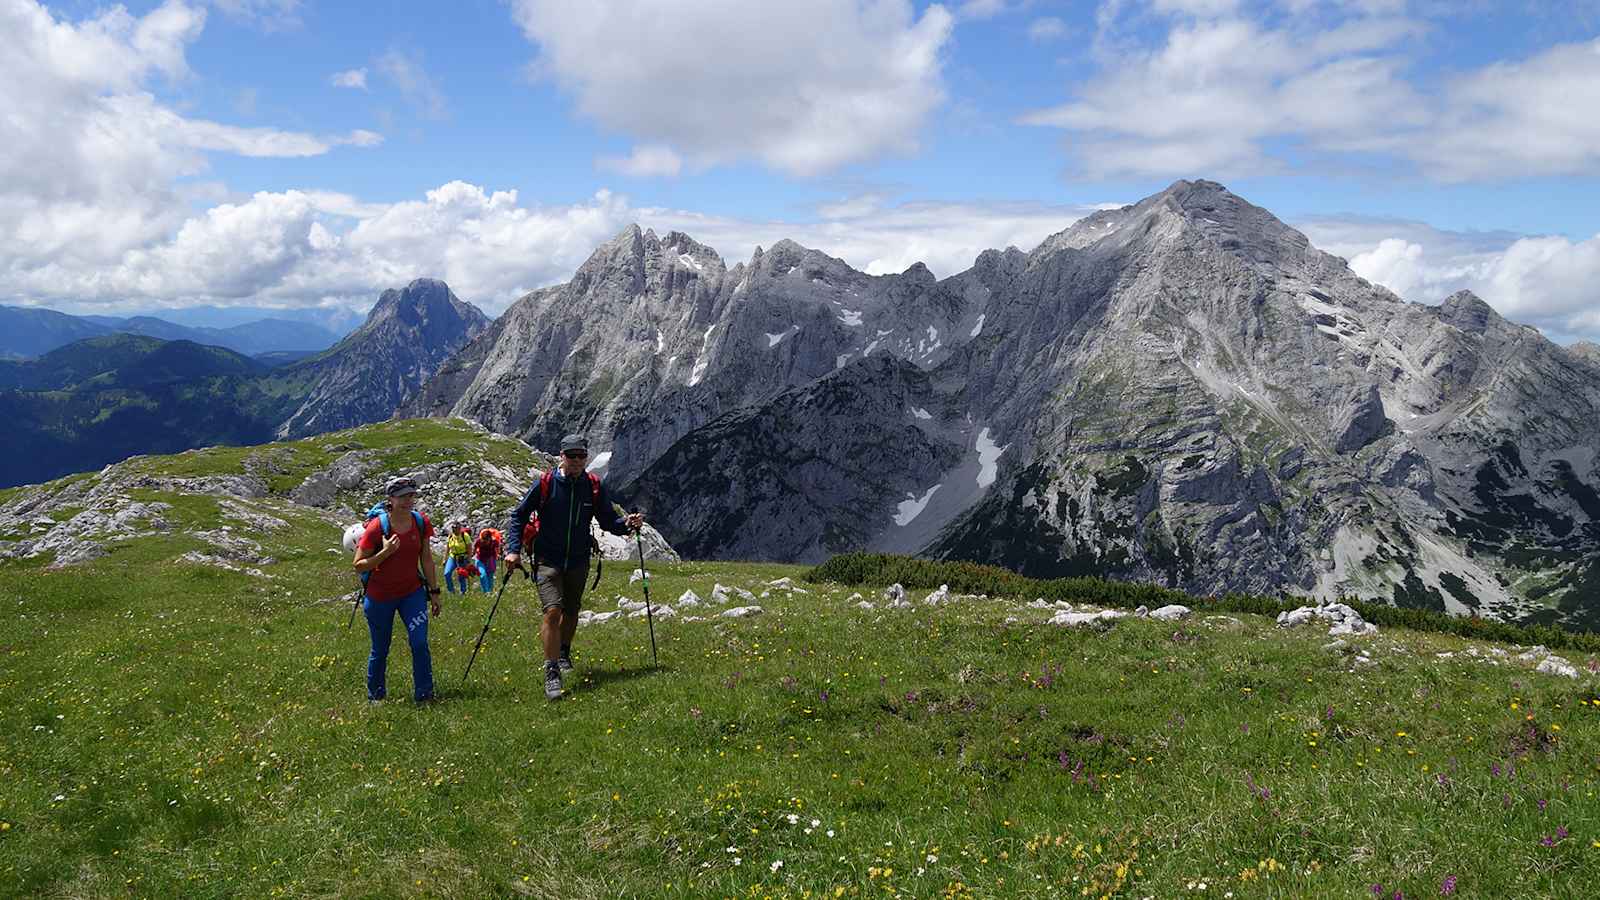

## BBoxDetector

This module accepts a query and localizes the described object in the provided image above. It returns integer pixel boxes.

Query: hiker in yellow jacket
[442,522,473,593]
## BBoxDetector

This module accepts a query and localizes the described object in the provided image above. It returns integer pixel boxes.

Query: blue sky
[4,0,1599,342]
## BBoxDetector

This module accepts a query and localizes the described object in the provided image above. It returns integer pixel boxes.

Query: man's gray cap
[560,434,588,452]
[384,476,420,496]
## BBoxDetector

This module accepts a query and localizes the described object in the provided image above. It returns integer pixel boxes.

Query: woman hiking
[443,522,473,593]
[351,476,441,703]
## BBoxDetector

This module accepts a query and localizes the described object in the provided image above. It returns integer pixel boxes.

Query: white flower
[810,818,821,828]
[53,794,65,802]
[726,846,738,854]
[786,813,799,824]
[732,857,742,866]
[770,860,783,873]
[827,829,835,837]
[927,853,938,863]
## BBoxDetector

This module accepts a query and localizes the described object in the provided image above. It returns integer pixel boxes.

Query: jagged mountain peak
[748,238,858,280]
[1567,340,1600,367]
[570,224,730,294]
[1032,177,1312,269]
[367,278,465,326]
[1435,289,1499,334]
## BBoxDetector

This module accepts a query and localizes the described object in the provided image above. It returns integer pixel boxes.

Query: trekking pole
[462,564,516,685]
[345,588,362,630]
[632,513,658,667]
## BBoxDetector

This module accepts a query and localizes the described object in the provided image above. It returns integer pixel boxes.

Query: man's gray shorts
[535,564,587,614]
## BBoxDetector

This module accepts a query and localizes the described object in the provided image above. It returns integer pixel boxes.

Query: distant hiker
[351,477,441,703]
[474,527,502,593]
[443,522,473,594]
[504,434,644,700]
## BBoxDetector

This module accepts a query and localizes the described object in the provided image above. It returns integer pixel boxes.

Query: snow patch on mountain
[893,484,941,526]
[688,325,716,387]
[976,428,1007,488]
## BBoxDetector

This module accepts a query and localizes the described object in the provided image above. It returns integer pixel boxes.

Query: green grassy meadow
[2,429,1600,897]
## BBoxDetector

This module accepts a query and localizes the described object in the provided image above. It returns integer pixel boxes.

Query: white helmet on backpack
[341,523,365,553]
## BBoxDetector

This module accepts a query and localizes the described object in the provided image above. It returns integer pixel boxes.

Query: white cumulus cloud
[1028,2,1600,183]
[510,0,954,176]
[1299,216,1600,344]
[0,0,379,280]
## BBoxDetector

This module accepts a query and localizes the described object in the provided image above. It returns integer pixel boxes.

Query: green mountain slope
[0,421,1597,898]
[0,336,305,487]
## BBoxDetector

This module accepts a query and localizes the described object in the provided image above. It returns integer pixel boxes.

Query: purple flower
[1557,826,1570,840]
[1490,763,1501,777]
[819,690,829,702]
[1325,705,1335,721]
[1371,885,1386,897]
[1538,798,1548,812]
[1439,874,1457,896]
[1540,835,1554,847]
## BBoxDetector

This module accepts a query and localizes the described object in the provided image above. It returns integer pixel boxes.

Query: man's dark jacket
[505,469,629,571]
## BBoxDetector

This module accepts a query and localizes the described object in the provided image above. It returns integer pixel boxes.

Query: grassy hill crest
[1,420,1598,897]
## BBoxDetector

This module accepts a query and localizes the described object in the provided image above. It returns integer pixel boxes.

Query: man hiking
[504,434,643,700]
[351,476,441,703]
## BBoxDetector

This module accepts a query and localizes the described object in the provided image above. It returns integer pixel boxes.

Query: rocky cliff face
[412,181,1600,626]
[276,278,489,439]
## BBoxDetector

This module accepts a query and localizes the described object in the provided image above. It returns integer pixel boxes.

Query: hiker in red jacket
[351,476,441,702]
[474,527,501,593]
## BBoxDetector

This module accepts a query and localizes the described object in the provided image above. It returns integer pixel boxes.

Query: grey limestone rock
[401,179,1600,627]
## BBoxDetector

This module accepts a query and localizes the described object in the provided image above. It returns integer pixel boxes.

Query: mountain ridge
[409,180,1600,627]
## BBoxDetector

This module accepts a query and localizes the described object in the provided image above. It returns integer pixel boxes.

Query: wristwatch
[427,585,441,595]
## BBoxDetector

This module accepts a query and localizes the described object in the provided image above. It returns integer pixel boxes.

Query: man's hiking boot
[543,664,563,701]
[557,654,574,674]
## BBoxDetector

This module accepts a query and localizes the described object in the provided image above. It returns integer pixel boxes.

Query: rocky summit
[277,277,490,439]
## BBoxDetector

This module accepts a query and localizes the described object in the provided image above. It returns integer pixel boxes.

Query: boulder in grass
[677,589,703,608]
[1149,605,1192,621]
[1536,657,1579,679]
[1277,601,1377,636]
[1050,609,1126,627]
[923,584,950,606]
[629,568,645,584]
[721,606,763,619]
[856,600,876,611]
[767,577,808,593]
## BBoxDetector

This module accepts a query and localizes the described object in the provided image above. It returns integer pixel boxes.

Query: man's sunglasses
[563,450,588,459]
